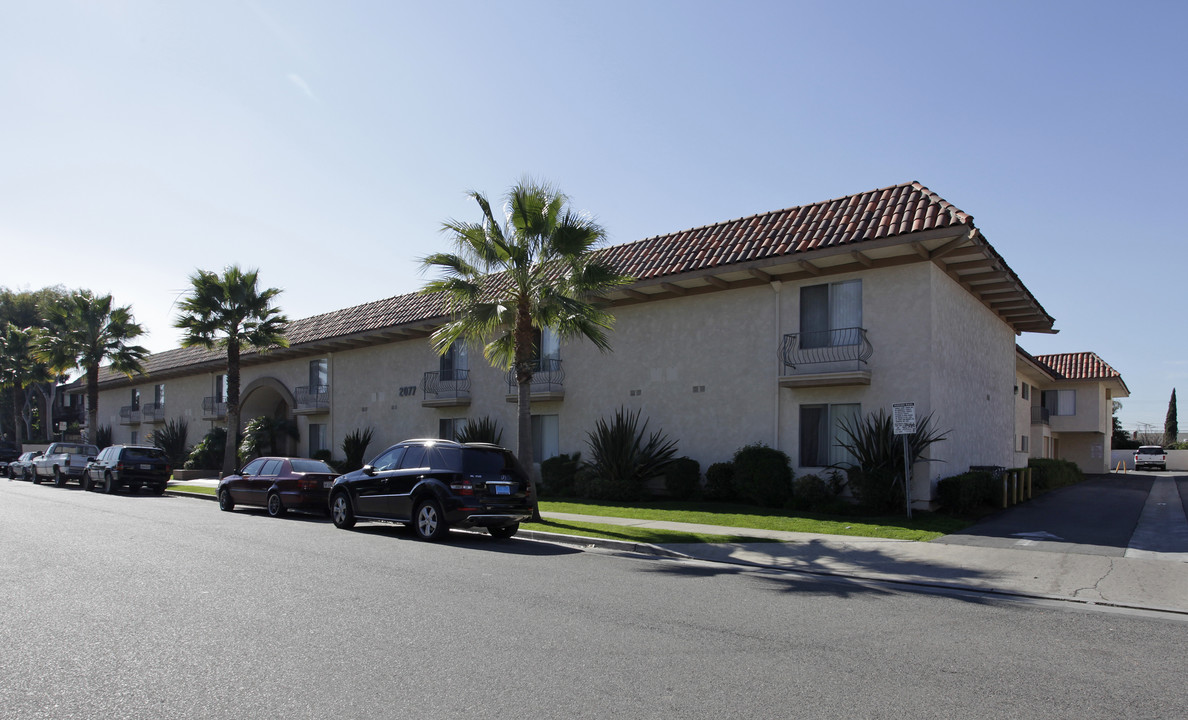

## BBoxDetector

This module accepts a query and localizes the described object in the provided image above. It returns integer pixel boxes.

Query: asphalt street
[3,480,1187,720]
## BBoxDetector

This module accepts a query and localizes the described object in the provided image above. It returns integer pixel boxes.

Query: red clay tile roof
[91,181,1035,385]
[1032,352,1123,381]
[600,181,973,280]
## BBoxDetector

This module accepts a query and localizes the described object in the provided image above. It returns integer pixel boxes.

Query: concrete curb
[165,489,217,502]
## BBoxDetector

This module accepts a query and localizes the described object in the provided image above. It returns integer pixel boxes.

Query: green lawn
[536,500,969,542]
[523,518,780,545]
[168,484,216,496]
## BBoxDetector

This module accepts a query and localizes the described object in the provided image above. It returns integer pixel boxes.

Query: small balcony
[779,328,873,388]
[119,405,141,425]
[506,358,565,402]
[295,384,330,414]
[422,370,471,408]
[54,405,86,425]
[142,402,165,423]
[203,397,227,420]
[1031,406,1050,426]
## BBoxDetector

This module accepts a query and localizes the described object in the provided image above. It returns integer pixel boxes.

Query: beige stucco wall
[91,259,1027,500]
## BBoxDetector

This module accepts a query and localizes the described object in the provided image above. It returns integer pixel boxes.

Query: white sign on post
[892,402,917,436]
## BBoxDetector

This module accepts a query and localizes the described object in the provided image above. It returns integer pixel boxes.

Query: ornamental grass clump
[583,406,678,501]
[836,409,948,514]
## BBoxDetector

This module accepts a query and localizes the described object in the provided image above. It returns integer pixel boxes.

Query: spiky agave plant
[583,406,678,501]
[340,428,374,472]
[149,418,190,465]
[836,409,948,513]
[455,416,503,445]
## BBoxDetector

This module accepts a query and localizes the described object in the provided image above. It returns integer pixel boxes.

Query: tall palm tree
[174,266,288,477]
[0,324,53,444]
[37,291,149,444]
[421,179,631,514]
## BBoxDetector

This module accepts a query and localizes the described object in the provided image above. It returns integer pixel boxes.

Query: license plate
[493,484,510,495]
[323,481,332,488]
[140,464,152,470]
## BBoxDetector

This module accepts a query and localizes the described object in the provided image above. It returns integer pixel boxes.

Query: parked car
[8,451,43,480]
[327,439,533,540]
[0,441,19,475]
[85,445,172,494]
[32,442,100,486]
[218,457,339,517]
[1134,446,1168,471]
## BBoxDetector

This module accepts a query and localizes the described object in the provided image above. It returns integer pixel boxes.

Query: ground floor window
[130,430,138,446]
[1020,435,1029,453]
[531,414,559,461]
[799,403,860,467]
[309,423,328,457]
[439,417,465,441]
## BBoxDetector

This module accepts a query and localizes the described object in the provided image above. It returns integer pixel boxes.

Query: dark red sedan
[217,457,339,518]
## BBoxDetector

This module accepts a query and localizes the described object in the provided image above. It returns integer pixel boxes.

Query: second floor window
[1042,389,1076,416]
[309,359,328,389]
[439,343,468,381]
[154,384,165,406]
[130,388,140,410]
[214,375,227,403]
[800,280,862,349]
[530,328,560,370]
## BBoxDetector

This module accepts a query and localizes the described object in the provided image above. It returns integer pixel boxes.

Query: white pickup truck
[1134,446,1167,471]
[32,442,100,487]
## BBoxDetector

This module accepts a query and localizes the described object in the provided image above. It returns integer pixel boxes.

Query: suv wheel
[414,498,448,541]
[330,492,355,529]
[53,468,65,487]
[488,523,519,540]
[267,492,286,518]
[218,488,235,512]
[152,483,167,495]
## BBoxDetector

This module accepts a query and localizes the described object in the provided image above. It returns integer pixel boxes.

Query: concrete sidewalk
[167,480,1188,614]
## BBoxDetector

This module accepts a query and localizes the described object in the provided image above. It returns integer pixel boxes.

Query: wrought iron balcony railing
[1031,406,1050,425]
[781,327,873,374]
[141,402,165,423]
[203,397,227,419]
[506,357,564,395]
[54,405,86,425]
[423,370,471,401]
[119,405,141,425]
[295,384,330,412]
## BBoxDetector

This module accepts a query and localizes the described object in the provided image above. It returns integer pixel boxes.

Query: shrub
[935,470,998,515]
[836,409,949,515]
[95,425,113,450]
[732,444,792,508]
[340,428,374,473]
[664,457,701,500]
[184,427,228,471]
[238,416,298,461]
[583,406,678,501]
[540,452,582,498]
[312,449,332,463]
[846,466,903,514]
[1028,458,1083,493]
[703,462,736,501]
[456,416,503,445]
[149,418,190,466]
[788,473,832,512]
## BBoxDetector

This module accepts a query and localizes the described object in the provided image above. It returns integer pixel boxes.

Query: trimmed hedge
[540,452,582,498]
[935,470,998,515]
[704,462,736,501]
[664,457,702,500]
[733,444,793,508]
[1028,458,1084,493]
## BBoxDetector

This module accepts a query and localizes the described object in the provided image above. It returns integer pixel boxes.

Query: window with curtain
[439,342,468,381]
[1041,389,1076,416]
[309,359,328,389]
[531,414,559,461]
[800,280,862,349]
[800,403,861,466]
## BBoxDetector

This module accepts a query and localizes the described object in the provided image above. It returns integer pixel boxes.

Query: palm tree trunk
[86,366,99,446]
[11,387,23,445]
[514,302,540,522]
[221,341,241,478]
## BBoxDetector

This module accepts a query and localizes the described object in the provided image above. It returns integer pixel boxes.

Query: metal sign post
[892,402,917,519]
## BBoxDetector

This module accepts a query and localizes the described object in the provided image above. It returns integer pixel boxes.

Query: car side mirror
[87,456,96,462]
[362,465,375,476]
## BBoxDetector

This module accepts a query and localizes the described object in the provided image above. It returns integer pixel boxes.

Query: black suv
[85,445,172,494]
[328,439,533,540]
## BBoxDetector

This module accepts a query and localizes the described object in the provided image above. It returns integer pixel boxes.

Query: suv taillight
[450,479,475,496]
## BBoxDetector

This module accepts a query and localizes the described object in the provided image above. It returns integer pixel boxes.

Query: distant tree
[174,266,288,477]
[1111,401,1137,449]
[0,325,52,444]
[36,291,148,444]
[1165,389,1178,447]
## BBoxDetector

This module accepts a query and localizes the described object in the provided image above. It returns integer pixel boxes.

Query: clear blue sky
[2,1,1184,433]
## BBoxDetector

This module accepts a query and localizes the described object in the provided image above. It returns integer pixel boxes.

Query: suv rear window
[123,448,167,462]
[462,447,519,475]
[1138,446,1165,454]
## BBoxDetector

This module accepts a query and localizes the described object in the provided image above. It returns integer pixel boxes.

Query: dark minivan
[328,439,533,540]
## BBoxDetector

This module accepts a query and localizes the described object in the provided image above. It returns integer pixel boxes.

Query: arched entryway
[239,377,297,456]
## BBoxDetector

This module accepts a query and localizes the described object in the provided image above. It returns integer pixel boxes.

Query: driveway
[934,473,1188,559]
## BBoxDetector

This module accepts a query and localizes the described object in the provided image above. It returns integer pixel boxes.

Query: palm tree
[421,179,631,515]
[174,266,288,477]
[36,291,149,444]
[0,324,53,443]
